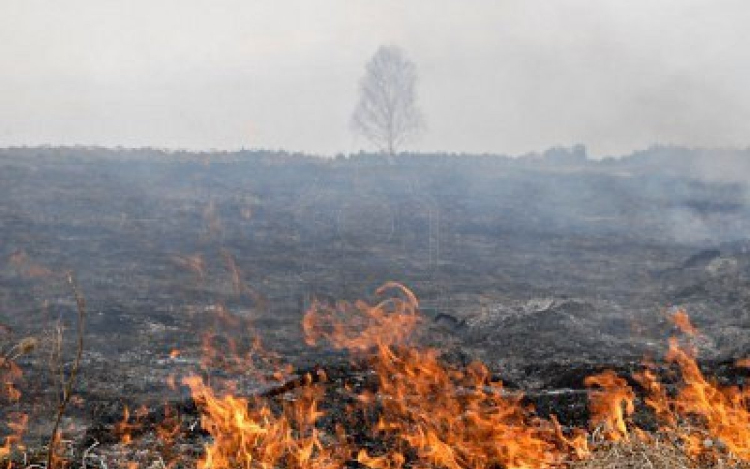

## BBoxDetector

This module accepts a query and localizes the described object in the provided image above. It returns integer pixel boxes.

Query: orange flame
[0,413,27,460]
[1,361,23,403]
[0,358,26,461]
[670,309,698,336]
[115,405,148,445]
[305,283,587,469]
[183,373,347,469]
[637,313,750,462]
[1,278,734,468]
[362,346,582,469]
[584,370,635,441]
[303,282,420,352]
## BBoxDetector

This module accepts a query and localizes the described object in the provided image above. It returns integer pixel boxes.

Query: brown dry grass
[572,439,750,469]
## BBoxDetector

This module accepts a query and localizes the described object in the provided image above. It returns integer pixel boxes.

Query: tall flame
[584,370,635,441]
[304,283,587,469]
[635,312,750,462]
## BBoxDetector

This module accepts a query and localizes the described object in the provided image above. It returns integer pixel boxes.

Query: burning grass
[2,284,750,468]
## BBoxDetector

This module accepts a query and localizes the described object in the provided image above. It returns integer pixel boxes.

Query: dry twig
[46,271,86,469]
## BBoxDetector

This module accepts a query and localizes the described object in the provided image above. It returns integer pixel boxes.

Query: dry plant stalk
[1,337,38,365]
[46,271,86,469]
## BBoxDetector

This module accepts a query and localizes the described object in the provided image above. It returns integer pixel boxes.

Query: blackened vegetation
[2,145,750,460]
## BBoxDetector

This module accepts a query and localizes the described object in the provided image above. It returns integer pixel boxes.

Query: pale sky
[1,0,749,157]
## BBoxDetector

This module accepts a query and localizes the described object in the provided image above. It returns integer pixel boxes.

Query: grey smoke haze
[1,0,749,156]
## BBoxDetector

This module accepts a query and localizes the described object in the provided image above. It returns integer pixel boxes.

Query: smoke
[1,1,748,155]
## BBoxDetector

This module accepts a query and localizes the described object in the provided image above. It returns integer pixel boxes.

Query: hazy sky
[1,1,749,157]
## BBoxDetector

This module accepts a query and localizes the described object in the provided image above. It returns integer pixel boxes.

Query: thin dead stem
[46,271,86,469]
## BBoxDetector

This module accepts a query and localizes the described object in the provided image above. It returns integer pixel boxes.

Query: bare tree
[351,45,424,158]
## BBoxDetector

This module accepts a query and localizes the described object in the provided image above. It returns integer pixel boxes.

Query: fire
[302,282,421,351]
[4,274,749,468]
[634,313,750,463]
[175,283,591,469]
[0,354,27,462]
[0,413,27,460]
[670,309,698,336]
[584,370,635,441]
[360,347,581,469]
[156,404,182,442]
[658,338,750,461]
[0,361,22,404]
[304,284,587,469]
[131,287,750,467]
[183,373,347,469]
[115,405,148,445]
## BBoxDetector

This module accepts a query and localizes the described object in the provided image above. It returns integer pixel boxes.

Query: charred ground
[1,145,750,460]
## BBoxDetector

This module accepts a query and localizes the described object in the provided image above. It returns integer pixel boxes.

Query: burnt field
[2,146,750,467]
